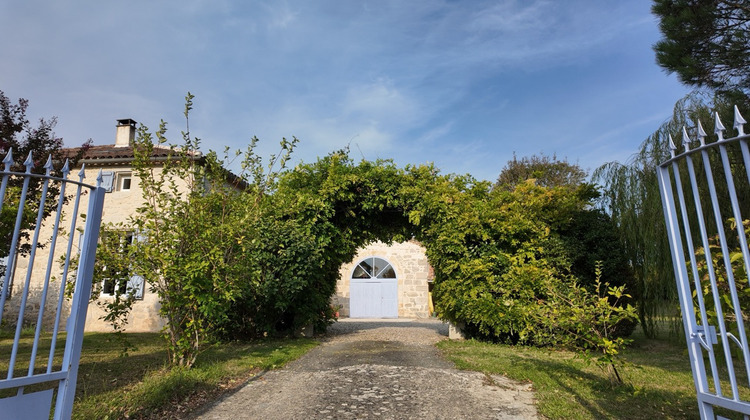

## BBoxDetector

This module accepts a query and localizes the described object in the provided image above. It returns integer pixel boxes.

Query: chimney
[115,118,137,147]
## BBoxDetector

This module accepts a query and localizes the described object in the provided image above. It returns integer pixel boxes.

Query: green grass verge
[437,330,700,419]
[74,333,317,419]
[1,331,317,419]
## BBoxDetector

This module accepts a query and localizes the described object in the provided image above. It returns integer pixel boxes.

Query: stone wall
[334,240,432,319]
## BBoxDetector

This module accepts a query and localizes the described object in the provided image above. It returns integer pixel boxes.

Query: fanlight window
[352,257,396,279]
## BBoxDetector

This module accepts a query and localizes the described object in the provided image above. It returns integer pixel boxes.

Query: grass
[1,331,317,419]
[437,328,701,419]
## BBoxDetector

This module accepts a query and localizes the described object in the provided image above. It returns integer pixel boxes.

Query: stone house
[7,119,433,333]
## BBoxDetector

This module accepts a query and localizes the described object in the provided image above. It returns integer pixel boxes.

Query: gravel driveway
[194,318,538,419]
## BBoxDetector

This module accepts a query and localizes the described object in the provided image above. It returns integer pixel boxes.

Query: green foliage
[653,0,750,94]
[494,152,588,191]
[537,262,637,382]
[405,161,636,355]
[691,218,750,328]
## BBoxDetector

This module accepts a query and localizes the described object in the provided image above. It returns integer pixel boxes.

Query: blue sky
[1,0,691,182]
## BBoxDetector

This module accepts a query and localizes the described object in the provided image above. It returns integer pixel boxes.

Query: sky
[1,0,692,182]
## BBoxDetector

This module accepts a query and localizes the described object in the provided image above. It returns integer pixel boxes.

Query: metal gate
[0,150,105,419]
[660,106,750,419]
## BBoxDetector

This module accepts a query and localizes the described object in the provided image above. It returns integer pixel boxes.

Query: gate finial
[95,169,103,188]
[682,127,692,151]
[697,120,707,146]
[43,155,53,176]
[78,164,86,181]
[23,151,34,173]
[61,159,70,178]
[3,148,12,172]
[734,105,747,136]
[716,112,727,141]
[669,134,677,158]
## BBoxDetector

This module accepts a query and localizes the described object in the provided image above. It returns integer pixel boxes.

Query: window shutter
[100,171,114,192]
[127,275,145,300]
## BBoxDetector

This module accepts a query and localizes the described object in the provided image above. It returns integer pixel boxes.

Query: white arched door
[349,257,398,318]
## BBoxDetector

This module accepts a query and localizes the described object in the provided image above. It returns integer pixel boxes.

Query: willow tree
[593,91,750,337]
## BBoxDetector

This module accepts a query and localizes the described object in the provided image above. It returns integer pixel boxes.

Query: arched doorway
[349,257,398,318]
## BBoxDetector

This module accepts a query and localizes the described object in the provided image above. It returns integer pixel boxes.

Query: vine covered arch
[271,150,635,344]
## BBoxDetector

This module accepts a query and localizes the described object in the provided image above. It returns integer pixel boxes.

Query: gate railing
[660,106,750,419]
[0,150,105,420]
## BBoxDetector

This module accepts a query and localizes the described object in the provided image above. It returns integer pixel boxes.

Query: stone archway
[334,241,431,319]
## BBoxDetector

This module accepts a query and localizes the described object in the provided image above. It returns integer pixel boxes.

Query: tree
[494,153,587,190]
[653,0,750,94]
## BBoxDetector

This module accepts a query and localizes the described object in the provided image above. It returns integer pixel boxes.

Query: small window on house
[116,173,132,191]
[100,232,144,300]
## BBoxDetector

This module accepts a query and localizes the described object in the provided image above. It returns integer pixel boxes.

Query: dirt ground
[192,318,538,420]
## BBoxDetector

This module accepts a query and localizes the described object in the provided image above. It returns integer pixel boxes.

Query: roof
[63,144,198,166]
[63,143,246,189]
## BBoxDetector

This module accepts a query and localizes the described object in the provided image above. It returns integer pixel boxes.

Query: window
[101,275,144,300]
[352,257,396,279]
[116,172,132,191]
[100,231,144,300]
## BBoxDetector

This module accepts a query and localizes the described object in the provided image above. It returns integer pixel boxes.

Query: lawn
[0,331,317,419]
[437,329,701,419]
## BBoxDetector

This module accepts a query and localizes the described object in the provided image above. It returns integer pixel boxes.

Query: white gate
[350,257,398,318]
[0,150,105,419]
[659,106,750,419]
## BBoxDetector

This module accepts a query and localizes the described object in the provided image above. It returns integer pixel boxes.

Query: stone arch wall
[334,240,431,318]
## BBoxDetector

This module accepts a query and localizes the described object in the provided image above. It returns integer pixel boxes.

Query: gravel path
[194,318,538,419]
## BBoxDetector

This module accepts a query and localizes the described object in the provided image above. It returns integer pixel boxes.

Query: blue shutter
[100,171,114,192]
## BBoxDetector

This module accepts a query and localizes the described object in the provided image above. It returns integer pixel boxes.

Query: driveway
[194,318,538,419]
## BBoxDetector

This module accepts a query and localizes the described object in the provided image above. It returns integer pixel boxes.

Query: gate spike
[95,169,103,188]
[697,120,707,146]
[43,155,53,175]
[734,105,747,136]
[23,151,34,173]
[3,148,12,171]
[668,134,677,158]
[716,112,727,141]
[682,127,692,151]
[78,163,86,181]
[61,159,70,177]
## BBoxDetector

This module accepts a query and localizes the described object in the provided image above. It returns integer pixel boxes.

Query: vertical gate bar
[8,157,52,379]
[47,166,86,373]
[717,142,750,384]
[672,145,722,394]
[685,149,732,396]
[53,182,104,420]
[30,160,70,375]
[658,164,714,420]
[0,152,35,328]
[699,145,742,399]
